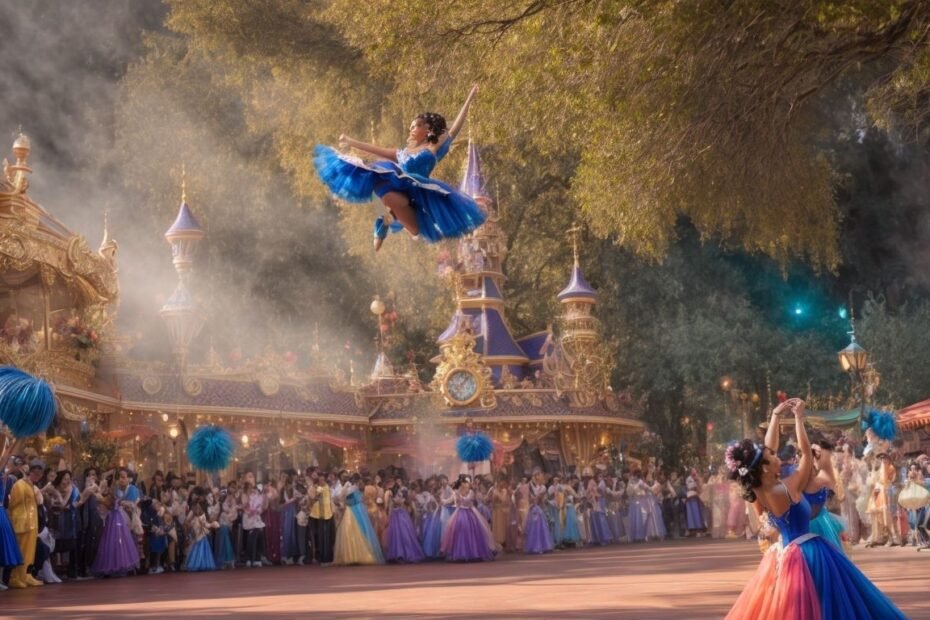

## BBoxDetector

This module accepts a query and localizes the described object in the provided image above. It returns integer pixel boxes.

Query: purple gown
[440,490,497,562]
[588,497,613,545]
[93,485,141,576]
[628,494,648,542]
[385,492,425,563]
[524,483,555,554]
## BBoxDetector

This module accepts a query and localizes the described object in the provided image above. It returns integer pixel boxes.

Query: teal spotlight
[838,307,848,320]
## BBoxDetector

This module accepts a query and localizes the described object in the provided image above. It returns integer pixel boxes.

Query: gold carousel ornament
[0,132,119,387]
[431,323,496,409]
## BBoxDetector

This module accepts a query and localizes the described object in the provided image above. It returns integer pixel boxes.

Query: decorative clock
[431,327,496,409]
[444,368,479,406]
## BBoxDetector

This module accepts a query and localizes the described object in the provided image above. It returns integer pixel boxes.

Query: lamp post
[837,323,869,430]
[720,377,756,438]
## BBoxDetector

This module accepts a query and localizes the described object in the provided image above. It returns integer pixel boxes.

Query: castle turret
[557,227,599,340]
[160,171,205,370]
[435,140,528,385]
[544,227,611,407]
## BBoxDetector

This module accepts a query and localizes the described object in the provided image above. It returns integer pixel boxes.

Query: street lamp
[837,333,868,374]
[837,325,868,428]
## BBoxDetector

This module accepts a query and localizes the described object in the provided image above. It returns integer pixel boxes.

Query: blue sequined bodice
[803,487,829,510]
[396,138,452,177]
[768,494,812,543]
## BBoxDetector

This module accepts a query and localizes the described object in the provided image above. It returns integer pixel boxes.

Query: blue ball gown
[312,136,487,243]
[212,524,236,566]
[727,492,905,619]
[185,536,217,572]
[0,506,22,568]
[420,506,443,559]
[561,497,583,545]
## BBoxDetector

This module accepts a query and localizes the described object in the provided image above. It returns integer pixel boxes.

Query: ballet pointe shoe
[373,216,388,252]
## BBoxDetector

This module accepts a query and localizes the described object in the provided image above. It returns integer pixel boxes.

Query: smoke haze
[0,0,382,370]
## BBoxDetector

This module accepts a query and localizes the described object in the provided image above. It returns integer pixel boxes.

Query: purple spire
[558,265,597,301]
[166,202,203,237]
[459,139,489,199]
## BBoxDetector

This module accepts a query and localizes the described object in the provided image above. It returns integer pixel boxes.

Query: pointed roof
[165,202,204,239]
[459,139,489,199]
[558,264,597,301]
[160,282,197,312]
[370,352,395,380]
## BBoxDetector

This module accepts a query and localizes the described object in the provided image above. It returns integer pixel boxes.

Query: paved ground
[3,539,927,619]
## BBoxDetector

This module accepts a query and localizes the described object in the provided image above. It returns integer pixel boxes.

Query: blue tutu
[185,536,217,572]
[213,524,235,566]
[312,139,487,243]
[0,506,22,567]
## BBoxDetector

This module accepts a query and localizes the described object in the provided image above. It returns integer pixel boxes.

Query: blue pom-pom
[862,409,897,441]
[186,425,235,472]
[456,431,494,463]
[0,366,56,438]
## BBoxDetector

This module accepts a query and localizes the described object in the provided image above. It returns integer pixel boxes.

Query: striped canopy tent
[897,398,930,431]
[760,408,861,430]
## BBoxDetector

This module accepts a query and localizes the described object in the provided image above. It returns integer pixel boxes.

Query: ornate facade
[1,134,643,481]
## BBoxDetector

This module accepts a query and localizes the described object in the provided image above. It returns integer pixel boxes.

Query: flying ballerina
[313,84,486,251]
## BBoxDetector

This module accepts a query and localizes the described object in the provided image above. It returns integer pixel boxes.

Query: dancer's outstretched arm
[784,400,812,498]
[764,397,796,455]
[339,134,398,161]
[446,84,479,141]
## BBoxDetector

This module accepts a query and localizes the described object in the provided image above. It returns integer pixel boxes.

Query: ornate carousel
[0,133,644,482]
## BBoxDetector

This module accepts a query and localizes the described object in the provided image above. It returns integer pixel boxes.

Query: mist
[0,0,381,373]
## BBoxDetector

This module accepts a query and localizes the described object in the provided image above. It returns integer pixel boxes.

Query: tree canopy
[6,1,930,466]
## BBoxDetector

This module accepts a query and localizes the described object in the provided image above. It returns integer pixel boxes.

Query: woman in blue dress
[803,437,848,555]
[313,84,486,250]
[726,399,905,619]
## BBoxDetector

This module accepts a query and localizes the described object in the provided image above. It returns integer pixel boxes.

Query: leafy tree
[321,0,930,269]
[859,298,930,407]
